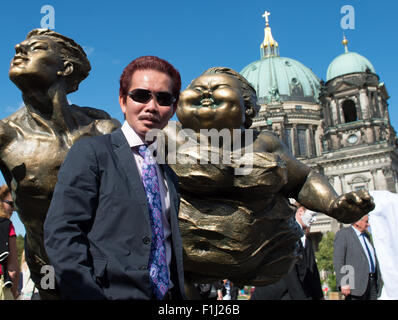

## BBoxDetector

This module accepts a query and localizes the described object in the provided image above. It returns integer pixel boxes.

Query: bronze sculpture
[0,28,374,298]
[167,67,375,287]
[0,29,120,299]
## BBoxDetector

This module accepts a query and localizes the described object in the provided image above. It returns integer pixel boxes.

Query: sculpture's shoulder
[70,104,121,134]
[70,104,111,120]
[94,117,121,135]
[255,130,280,146]
[0,107,28,147]
[254,130,289,155]
[1,106,29,124]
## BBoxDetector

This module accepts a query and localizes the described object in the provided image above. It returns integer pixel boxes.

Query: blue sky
[1,0,397,235]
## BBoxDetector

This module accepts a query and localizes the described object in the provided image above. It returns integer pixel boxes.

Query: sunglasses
[128,89,176,106]
[2,200,14,207]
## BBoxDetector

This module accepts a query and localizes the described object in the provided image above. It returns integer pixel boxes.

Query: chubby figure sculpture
[167,67,374,286]
[0,29,120,299]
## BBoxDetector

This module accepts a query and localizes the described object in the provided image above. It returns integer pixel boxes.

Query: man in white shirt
[44,56,186,300]
[333,215,381,300]
[251,203,324,300]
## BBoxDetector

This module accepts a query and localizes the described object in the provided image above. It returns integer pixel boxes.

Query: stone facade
[251,69,398,239]
[242,15,397,240]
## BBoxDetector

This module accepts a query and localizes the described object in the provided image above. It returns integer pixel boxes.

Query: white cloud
[83,45,95,56]
[4,102,23,114]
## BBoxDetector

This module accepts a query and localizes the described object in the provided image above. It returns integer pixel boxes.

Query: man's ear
[171,99,179,116]
[119,95,127,114]
[172,103,178,117]
[295,206,305,220]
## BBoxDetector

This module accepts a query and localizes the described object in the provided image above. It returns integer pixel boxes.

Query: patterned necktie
[138,145,169,299]
[361,233,375,273]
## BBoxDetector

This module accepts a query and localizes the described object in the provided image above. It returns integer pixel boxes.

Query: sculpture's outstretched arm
[296,171,374,223]
[259,131,374,223]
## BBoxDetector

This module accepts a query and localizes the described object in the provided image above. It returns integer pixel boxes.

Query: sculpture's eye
[31,45,47,51]
[193,86,205,93]
[212,84,230,90]
[30,42,48,51]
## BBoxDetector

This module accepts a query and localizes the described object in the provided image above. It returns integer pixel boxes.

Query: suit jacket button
[139,265,147,270]
[143,236,151,245]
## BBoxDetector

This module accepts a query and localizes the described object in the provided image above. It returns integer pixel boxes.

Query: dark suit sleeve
[333,230,346,291]
[44,138,106,299]
[307,255,324,299]
[305,238,323,299]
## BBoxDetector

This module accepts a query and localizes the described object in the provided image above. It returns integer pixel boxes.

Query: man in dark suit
[44,56,186,300]
[251,204,323,300]
[333,214,381,300]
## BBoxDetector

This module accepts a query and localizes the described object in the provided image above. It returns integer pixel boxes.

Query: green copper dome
[240,56,321,104]
[240,13,321,104]
[326,51,375,82]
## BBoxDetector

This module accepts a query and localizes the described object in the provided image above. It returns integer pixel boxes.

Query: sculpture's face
[9,36,64,91]
[177,73,246,131]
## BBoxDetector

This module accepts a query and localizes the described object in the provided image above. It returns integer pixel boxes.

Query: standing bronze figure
[0,29,120,299]
[167,67,374,287]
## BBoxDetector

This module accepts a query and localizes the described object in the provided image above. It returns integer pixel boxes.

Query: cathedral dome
[326,37,375,82]
[240,12,321,104]
[241,56,321,103]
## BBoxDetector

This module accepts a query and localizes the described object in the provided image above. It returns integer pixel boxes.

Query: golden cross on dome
[262,11,271,26]
[342,34,349,53]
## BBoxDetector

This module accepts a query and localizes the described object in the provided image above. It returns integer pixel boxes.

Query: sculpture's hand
[329,189,375,223]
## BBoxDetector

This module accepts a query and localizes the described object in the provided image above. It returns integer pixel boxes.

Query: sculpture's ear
[57,61,74,77]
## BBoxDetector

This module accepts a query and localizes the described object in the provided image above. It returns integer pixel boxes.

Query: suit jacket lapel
[111,129,148,207]
[348,226,368,262]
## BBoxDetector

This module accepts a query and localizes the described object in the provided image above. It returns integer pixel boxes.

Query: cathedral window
[349,175,370,191]
[297,128,307,157]
[311,127,317,156]
[284,129,293,154]
[342,99,357,123]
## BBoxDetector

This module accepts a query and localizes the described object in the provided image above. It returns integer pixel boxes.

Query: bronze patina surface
[168,67,375,286]
[0,29,120,299]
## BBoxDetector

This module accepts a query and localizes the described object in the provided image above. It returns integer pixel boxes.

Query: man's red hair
[119,56,181,107]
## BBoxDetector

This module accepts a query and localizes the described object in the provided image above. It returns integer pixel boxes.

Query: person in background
[18,250,40,300]
[222,279,232,300]
[251,202,323,300]
[0,185,19,299]
[288,203,324,300]
[333,214,382,300]
[192,281,224,300]
[230,281,241,300]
